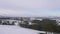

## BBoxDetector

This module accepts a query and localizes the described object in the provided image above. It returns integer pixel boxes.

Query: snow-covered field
[0,25,46,34]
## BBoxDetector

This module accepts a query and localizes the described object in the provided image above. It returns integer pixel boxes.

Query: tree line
[20,19,60,33]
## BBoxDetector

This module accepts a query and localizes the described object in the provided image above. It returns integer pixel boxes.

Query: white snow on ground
[0,25,46,34]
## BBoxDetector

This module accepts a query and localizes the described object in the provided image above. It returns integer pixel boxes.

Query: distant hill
[0,15,60,19]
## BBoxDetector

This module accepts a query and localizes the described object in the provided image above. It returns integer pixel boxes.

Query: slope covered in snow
[0,25,46,34]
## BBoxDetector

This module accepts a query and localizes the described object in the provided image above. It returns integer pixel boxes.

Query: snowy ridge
[0,25,46,34]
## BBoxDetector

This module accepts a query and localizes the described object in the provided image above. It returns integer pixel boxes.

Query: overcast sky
[0,0,60,17]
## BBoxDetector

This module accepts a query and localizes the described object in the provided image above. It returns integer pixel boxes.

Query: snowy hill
[0,25,46,34]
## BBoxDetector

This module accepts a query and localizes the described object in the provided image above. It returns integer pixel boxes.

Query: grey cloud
[0,0,60,17]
